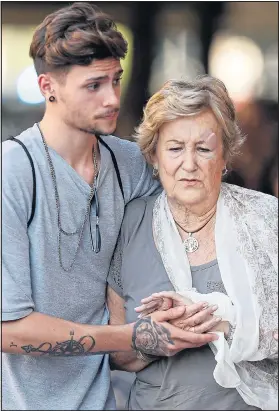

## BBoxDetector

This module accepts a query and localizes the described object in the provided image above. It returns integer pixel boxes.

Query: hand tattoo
[132,316,174,356]
[21,331,96,356]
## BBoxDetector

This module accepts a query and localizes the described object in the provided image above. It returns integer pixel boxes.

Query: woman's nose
[181,150,198,172]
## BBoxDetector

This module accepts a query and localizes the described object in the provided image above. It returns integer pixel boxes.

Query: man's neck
[39,115,98,169]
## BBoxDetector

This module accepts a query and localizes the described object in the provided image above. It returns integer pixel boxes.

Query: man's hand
[132,306,219,357]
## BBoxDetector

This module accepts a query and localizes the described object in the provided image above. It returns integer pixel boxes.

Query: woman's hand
[209,320,230,337]
[135,291,187,317]
[135,291,221,334]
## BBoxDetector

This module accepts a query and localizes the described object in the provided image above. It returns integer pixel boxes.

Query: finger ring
[192,326,196,333]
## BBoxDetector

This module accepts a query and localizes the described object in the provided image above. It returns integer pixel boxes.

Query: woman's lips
[179,179,200,186]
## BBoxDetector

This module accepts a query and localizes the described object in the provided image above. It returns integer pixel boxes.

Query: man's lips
[97,110,119,119]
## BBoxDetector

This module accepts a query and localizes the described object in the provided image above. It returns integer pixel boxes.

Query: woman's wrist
[225,323,236,345]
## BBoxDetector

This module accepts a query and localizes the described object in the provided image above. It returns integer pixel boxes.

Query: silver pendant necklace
[37,124,99,272]
[174,217,214,253]
[183,232,199,253]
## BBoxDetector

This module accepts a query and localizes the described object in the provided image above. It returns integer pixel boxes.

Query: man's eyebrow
[84,69,124,83]
[115,69,124,76]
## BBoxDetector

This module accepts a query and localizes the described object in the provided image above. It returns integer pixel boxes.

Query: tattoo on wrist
[136,349,160,363]
[21,330,96,356]
[132,316,174,356]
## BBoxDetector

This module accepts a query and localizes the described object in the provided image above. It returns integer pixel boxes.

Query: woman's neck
[168,197,217,233]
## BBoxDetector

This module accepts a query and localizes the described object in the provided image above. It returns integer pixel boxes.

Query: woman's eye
[169,147,182,152]
[197,147,210,152]
[88,83,100,91]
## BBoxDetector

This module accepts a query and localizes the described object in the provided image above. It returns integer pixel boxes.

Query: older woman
[107,76,278,410]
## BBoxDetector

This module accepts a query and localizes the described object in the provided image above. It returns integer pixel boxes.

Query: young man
[2,3,217,410]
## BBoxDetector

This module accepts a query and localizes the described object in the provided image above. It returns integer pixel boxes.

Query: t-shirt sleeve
[130,153,162,201]
[107,231,124,298]
[2,142,35,321]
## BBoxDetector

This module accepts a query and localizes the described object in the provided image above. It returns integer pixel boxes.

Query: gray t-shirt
[2,124,160,411]
[108,196,259,410]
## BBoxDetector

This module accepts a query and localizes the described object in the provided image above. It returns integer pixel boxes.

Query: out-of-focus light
[2,45,7,83]
[16,65,44,104]
[209,35,264,102]
[149,29,204,94]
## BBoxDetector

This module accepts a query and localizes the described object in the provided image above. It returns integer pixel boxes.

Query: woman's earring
[49,96,56,102]
[152,166,159,178]
[222,166,228,177]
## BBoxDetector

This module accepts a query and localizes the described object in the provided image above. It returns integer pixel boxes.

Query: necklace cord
[37,123,99,271]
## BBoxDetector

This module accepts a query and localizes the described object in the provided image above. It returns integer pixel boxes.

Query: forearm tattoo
[19,331,98,356]
[132,316,174,356]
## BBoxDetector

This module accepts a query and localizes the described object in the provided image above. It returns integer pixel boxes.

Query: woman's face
[154,110,226,210]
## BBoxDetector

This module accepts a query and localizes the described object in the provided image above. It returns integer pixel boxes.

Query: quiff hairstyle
[29,2,127,76]
[135,76,246,165]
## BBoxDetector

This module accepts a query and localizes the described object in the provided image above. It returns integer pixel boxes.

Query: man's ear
[38,73,56,100]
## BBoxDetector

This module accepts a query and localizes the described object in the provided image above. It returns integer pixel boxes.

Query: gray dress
[108,195,259,410]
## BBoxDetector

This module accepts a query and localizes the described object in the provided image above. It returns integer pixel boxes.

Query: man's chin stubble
[78,126,116,137]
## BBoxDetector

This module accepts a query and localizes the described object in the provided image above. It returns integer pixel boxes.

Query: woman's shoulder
[221,183,277,228]
[124,194,159,221]
[122,195,159,238]
[221,183,278,209]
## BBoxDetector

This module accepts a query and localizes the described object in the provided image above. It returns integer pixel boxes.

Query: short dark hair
[29,2,128,75]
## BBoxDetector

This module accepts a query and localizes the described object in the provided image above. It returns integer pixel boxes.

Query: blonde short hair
[134,75,245,165]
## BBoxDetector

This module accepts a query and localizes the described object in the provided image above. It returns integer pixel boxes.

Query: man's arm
[106,286,220,369]
[2,312,133,356]
[3,303,218,358]
[107,286,157,372]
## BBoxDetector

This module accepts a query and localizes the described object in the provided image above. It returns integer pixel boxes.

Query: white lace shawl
[153,183,278,410]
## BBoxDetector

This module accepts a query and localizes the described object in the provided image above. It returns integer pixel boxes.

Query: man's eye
[113,77,122,86]
[88,83,100,91]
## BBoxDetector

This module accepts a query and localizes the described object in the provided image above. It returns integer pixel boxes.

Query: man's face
[51,57,123,135]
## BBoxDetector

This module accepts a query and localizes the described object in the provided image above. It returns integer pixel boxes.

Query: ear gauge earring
[49,96,56,102]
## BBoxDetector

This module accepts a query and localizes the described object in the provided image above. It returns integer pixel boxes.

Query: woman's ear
[150,152,158,169]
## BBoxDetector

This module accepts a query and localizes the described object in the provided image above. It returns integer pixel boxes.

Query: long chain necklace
[38,124,99,272]
[174,215,215,253]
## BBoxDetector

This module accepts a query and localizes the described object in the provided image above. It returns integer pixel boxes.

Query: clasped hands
[135,290,229,336]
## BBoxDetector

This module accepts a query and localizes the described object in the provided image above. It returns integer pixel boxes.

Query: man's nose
[103,86,119,107]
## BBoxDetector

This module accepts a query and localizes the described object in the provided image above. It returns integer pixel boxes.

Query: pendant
[183,233,199,253]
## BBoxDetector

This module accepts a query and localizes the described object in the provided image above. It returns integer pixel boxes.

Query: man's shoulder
[3,124,40,156]
[3,124,39,182]
[100,135,143,163]
[100,135,157,199]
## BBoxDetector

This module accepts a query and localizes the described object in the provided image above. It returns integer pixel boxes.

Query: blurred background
[2,1,278,406]
[2,1,278,197]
